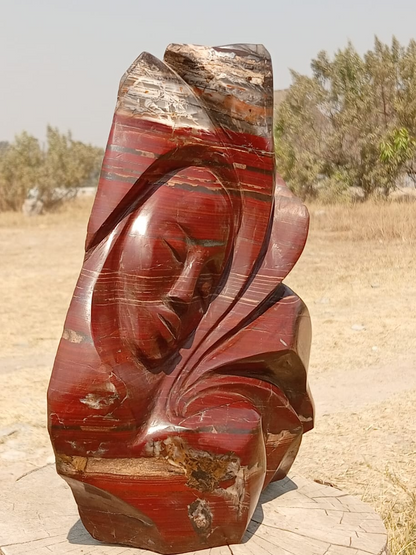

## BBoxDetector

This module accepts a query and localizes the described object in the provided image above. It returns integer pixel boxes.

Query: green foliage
[39,126,104,209]
[0,127,104,212]
[0,132,43,211]
[275,37,416,199]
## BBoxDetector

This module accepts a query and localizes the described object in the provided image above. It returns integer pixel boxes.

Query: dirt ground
[0,202,415,553]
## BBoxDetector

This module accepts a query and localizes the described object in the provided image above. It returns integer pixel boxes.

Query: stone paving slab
[0,465,388,555]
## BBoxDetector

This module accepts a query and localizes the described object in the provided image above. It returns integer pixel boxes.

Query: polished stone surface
[48,43,314,554]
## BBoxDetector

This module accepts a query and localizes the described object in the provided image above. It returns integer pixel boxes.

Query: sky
[2,0,416,148]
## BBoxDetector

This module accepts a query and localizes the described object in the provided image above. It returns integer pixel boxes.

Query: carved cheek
[122,238,181,301]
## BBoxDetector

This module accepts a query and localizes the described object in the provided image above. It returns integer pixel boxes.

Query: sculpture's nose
[167,260,201,314]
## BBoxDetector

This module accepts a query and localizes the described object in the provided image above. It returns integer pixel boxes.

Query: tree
[0,128,104,211]
[275,37,416,199]
[39,126,104,209]
[0,132,43,211]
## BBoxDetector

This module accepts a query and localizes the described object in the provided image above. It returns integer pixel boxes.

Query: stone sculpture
[48,43,314,554]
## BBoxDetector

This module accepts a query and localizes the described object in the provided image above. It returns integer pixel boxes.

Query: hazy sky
[2,0,416,147]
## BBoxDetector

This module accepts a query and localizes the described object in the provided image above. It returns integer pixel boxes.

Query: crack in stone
[250,524,385,555]
[1,532,67,548]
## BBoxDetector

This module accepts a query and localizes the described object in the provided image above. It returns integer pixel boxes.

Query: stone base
[0,465,388,555]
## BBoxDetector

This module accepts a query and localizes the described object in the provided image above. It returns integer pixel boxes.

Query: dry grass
[289,203,416,555]
[2,197,415,242]
[1,198,415,554]
[308,200,416,242]
[376,472,416,555]
[0,197,94,228]
[287,200,416,555]
[358,466,416,555]
[294,385,416,555]
[366,480,416,555]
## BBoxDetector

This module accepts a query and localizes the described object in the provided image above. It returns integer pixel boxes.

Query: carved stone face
[117,181,232,364]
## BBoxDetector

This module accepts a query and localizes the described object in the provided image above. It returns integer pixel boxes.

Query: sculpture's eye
[163,239,186,265]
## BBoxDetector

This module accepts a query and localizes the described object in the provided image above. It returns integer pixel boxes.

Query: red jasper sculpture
[48,43,314,554]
